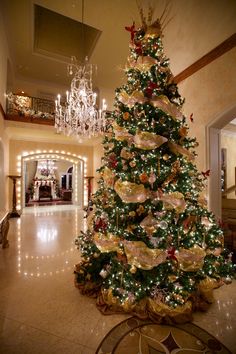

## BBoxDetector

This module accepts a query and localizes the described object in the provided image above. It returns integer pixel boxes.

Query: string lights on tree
[74,5,234,322]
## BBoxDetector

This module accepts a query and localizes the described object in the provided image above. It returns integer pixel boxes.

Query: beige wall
[93,138,104,192]
[0,9,10,210]
[0,119,9,210]
[221,131,236,199]
[178,48,236,172]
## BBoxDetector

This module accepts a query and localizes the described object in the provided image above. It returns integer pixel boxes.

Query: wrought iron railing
[6,92,55,121]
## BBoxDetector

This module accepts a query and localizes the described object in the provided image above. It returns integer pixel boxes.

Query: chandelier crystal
[55,56,107,138]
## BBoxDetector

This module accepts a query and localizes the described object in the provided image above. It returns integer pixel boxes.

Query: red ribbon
[125,22,137,42]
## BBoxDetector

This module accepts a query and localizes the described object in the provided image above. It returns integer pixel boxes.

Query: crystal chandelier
[54,0,107,139]
[38,159,57,177]
[55,56,107,138]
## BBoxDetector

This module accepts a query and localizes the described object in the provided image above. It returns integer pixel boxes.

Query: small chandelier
[55,56,107,138]
[54,0,107,139]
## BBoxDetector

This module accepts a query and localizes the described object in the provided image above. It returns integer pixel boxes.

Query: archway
[206,104,236,219]
[14,150,88,211]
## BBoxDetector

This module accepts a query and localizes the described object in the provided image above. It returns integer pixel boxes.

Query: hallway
[0,206,236,353]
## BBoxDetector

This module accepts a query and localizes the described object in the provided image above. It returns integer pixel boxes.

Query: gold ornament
[151,95,183,120]
[168,141,195,161]
[94,232,121,253]
[129,160,136,168]
[162,154,170,161]
[130,265,137,274]
[134,131,167,150]
[123,112,130,120]
[120,148,134,160]
[136,205,145,215]
[129,211,136,217]
[118,90,146,108]
[123,240,167,270]
[114,179,148,203]
[176,245,206,272]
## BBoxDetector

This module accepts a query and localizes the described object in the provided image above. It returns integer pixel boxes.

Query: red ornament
[167,247,178,262]
[125,22,137,42]
[108,153,118,169]
[202,169,210,178]
[94,218,107,232]
[145,81,158,98]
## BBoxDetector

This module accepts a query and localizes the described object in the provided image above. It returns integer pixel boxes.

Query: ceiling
[1,0,236,143]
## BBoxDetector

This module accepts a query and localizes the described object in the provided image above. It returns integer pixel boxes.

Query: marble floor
[0,205,236,354]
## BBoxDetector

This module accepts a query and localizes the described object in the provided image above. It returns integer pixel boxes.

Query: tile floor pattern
[0,205,235,354]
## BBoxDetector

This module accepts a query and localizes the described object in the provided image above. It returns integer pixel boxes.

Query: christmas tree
[74,8,234,323]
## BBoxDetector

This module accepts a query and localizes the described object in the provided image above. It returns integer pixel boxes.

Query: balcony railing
[5,93,55,125]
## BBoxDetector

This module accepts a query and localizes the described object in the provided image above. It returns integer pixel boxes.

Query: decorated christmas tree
[74,8,234,323]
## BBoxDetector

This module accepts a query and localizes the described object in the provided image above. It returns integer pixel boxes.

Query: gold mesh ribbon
[118,90,146,107]
[123,240,167,270]
[151,95,183,120]
[113,122,134,142]
[168,141,195,161]
[176,245,206,271]
[134,131,167,150]
[160,191,186,213]
[102,167,115,188]
[98,288,148,316]
[148,298,192,320]
[128,55,157,71]
[114,179,148,203]
[198,277,219,303]
[94,232,121,253]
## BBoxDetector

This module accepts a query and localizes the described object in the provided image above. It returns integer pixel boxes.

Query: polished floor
[0,205,236,353]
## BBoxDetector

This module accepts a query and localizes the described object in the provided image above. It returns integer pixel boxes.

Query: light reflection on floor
[0,205,235,353]
[16,205,83,278]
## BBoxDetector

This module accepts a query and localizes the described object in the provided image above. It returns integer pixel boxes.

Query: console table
[0,211,10,248]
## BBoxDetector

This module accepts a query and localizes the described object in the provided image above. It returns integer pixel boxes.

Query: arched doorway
[206,103,236,219]
[15,150,88,210]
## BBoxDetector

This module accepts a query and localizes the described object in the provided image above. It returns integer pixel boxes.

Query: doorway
[20,151,85,210]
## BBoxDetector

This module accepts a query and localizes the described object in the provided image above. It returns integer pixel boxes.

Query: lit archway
[15,149,89,211]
